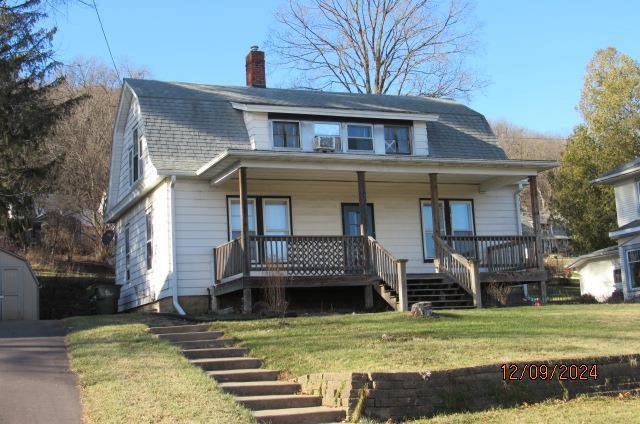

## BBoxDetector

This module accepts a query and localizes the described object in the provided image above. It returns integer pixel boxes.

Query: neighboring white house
[567,246,621,301]
[105,48,555,315]
[593,157,640,301]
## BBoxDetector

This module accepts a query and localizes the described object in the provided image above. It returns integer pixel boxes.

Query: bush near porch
[213,305,640,375]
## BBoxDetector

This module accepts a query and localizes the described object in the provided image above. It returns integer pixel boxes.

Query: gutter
[169,176,186,316]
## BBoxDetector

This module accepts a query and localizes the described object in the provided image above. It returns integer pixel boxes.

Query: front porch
[203,153,551,313]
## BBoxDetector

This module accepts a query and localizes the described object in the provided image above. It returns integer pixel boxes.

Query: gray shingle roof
[592,157,640,184]
[125,78,506,173]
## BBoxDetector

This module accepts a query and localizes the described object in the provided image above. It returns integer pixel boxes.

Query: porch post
[429,173,441,238]
[528,175,547,302]
[239,167,252,313]
[357,171,370,274]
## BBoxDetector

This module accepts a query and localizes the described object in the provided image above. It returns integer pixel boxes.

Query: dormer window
[385,125,411,154]
[272,121,300,149]
[347,124,373,152]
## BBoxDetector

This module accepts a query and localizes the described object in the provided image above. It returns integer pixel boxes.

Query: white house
[593,157,640,301]
[567,246,621,301]
[105,48,555,315]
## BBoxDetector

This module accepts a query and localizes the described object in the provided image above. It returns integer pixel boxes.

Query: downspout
[169,176,186,315]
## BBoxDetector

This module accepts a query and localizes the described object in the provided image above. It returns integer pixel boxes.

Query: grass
[406,394,640,423]
[64,314,256,424]
[213,304,640,375]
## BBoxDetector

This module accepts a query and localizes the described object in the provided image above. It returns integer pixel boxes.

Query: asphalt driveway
[0,320,82,424]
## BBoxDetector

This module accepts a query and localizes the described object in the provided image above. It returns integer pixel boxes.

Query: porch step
[148,323,211,334]
[189,357,262,371]
[236,394,321,410]
[158,331,224,342]
[207,368,280,382]
[407,277,474,310]
[219,381,301,397]
[252,406,346,424]
[182,347,249,359]
[175,338,237,349]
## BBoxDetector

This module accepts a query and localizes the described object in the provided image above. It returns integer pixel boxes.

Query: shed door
[0,268,21,320]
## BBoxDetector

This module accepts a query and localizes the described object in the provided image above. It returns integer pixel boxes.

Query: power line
[91,0,120,80]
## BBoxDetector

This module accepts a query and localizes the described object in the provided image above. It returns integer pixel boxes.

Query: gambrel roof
[123,78,507,174]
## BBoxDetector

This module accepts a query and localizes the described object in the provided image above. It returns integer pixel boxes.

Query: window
[384,125,411,154]
[130,128,143,185]
[341,204,375,237]
[272,121,300,149]
[421,200,446,260]
[263,199,291,261]
[347,124,374,151]
[420,199,475,260]
[145,212,153,270]
[124,224,131,282]
[228,198,257,240]
[627,249,640,289]
[637,180,640,209]
[314,123,340,137]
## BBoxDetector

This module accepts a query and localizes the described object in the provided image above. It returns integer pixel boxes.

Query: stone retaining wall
[293,354,640,421]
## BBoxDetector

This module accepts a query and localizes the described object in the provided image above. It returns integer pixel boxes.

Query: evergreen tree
[551,47,640,253]
[0,0,76,245]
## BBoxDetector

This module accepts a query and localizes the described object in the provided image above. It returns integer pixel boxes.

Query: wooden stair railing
[213,238,244,283]
[368,237,408,311]
[434,235,482,308]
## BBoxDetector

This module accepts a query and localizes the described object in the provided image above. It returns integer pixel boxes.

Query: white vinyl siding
[172,178,520,286]
[115,181,171,311]
[613,179,640,227]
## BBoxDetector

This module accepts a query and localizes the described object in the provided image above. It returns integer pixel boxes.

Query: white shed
[567,246,621,302]
[0,248,39,320]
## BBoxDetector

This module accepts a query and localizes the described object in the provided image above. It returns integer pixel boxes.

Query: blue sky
[47,0,640,136]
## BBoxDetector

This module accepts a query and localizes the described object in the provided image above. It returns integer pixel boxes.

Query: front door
[341,203,375,237]
[0,268,20,320]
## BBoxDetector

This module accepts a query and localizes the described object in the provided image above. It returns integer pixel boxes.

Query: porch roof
[194,149,557,188]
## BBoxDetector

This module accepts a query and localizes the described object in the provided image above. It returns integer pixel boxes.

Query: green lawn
[213,304,640,375]
[409,395,640,423]
[65,314,256,424]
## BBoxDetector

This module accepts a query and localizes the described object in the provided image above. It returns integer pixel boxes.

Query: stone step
[174,338,236,349]
[252,406,346,424]
[207,368,280,382]
[219,381,301,396]
[147,323,211,334]
[182,347,249,359]
[190,357,262,371]
[236,394,321,410]
[158,331,224,342]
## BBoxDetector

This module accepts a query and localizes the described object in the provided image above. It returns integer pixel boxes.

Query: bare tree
[491,120,567,230]
[268,0,483,98]
[45,57,148,261]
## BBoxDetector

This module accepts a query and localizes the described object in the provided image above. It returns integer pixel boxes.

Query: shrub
[486,282,513,306]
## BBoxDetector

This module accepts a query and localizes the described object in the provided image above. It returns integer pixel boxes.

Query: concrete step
[252,406,346,424]
[147,323,211,334]
[182,347,249,359]
[189,357,262,371]
[219,381,301,396]
[174,338,236,349]
[207,368,280,382]
[158,331,224,342]
[236,394,321,410]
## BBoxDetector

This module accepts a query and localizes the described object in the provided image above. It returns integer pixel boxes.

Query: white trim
[231,102,439,122]
[610,225,640,239]
[262,198,292,235]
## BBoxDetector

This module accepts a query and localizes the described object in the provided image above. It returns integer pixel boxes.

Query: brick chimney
[245,46,266,88]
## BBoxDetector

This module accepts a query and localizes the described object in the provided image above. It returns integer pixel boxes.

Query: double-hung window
[272,121,300,149]
[145,212,153,270]
[627,249,640,289]
[421,200,446,260]
[384,125,411,154]
[347,124,374,152]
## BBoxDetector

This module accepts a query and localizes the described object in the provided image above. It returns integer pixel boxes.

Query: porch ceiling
[196,149,557,188]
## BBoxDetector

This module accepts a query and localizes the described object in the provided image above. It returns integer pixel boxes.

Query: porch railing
[249,235,368,276]
[213,238,243,282]
[441,235,539,272]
